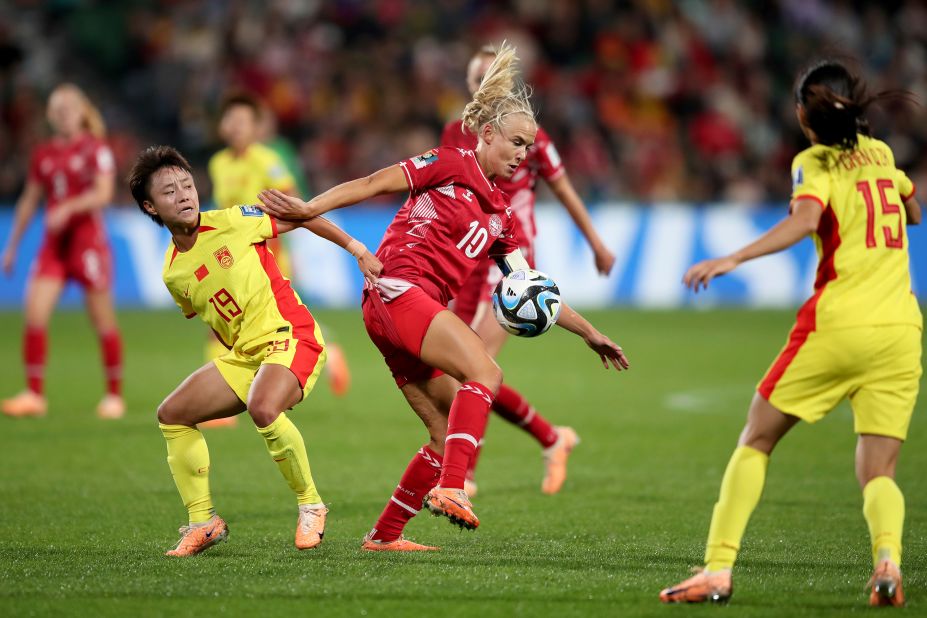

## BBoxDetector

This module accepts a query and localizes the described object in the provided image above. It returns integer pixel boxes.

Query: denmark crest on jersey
[488,214,503,237]
[214,246,234,269]
[411,148,439,169]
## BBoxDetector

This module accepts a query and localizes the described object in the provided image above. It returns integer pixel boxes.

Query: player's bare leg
[85,288,125,419]
[661,395,798,603]
[158,362,245,556]
[857,434,906,607]
[364,375,457,551]
[248,363,328,549]
[471,299,577,495]
[3,277,63,417]
[418,310,502,530]
[199,330,238,428]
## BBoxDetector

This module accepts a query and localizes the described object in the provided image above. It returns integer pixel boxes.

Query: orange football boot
[325,342,351,397]
[464,478,479,498]
[660,568,733,604]
[361,533,439,552]
[165,515,228,557]
[868,560,905,607]
[541,426,580,494]
[295,506,328,550]
[96,394,126,420]
[2,391,47,418]
[423,487,479,530]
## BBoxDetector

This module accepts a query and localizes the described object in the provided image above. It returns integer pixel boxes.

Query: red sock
[439,381,494,490]
[370,446,442,542]
[24,327,47,395]
[492,383,558,448]
[100,330,122,396]
[466,438,484,482]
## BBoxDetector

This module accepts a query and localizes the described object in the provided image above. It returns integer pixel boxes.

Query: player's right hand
[584,331,630,371]
[257,189,311,220]
[357,250,382,283]
[683,256,739,292]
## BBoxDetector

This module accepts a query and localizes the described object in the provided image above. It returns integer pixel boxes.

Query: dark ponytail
[795,61,870,149]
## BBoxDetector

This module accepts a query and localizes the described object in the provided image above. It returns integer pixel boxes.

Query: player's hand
[683,256,739,292]
[356,249,382,283]
[46,206,71,233]
[1,246,14,276]
[594,244,616,275]
[257,189,311,220]
[584,331,630,371]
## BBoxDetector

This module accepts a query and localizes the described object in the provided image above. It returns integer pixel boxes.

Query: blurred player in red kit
[441,46,616,496]
[1,83,124,419]
[258,43,629,551]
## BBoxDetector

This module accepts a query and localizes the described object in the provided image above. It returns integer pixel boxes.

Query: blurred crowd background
[1,0,926,206]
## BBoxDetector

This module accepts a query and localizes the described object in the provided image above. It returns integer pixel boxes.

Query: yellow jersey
[208,143,296,210]
[162,206,316,352]
[790,134,921,331]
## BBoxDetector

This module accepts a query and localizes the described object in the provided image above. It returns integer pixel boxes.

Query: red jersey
[28,134,115,234]
[440,120,564,245]
[376,146,520,305]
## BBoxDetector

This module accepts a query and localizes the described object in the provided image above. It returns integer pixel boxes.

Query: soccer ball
[492,269,562,337]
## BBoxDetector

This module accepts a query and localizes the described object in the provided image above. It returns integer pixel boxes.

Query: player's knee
[247,400,281,428]
[466,357,502,394]
[157,397,183,425]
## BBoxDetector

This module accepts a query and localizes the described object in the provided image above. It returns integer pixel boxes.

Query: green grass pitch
[0,308,924,617]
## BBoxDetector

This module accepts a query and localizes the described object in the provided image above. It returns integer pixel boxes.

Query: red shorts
[33,223,113,291]
[362,283,446,387]
[453,246,536,327]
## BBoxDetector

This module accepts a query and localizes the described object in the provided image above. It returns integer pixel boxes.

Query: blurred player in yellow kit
[207,93,351,413]
[661,61,921,607]
[128,145,380,556]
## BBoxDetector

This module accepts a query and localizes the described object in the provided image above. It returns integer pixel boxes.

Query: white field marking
[662,384,757,413]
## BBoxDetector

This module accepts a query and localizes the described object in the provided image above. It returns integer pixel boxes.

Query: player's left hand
[357,250,382,283]
[584,331,630,371]
[46,206,71,233]
[594,244,616,275]
[683,256,739,292]
[257,189,311,220]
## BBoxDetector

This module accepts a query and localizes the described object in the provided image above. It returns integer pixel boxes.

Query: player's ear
[142,200,158,217]
[480,123,495,144]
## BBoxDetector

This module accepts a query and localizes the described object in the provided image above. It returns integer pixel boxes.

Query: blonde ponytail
[51,83,107,138]
[461,41,534,135]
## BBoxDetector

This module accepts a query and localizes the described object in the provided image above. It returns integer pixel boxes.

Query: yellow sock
[704,445,769,571]
[159,424,214,524]
[863,476,904,567]
[257,412,322,505]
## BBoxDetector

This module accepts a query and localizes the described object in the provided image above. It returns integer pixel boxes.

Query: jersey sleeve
[229,204,278,243]
[263,151,296,192]
[489,217,522,257]
[398,147,458,193]
[790,149,830,209]
[896,168,915,201]
[93,141,116,175]
[533,127,565,181]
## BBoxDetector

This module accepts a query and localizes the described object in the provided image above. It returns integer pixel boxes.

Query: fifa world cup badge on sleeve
[239,205,264,217]
[214,246,234,269]
[411,149,439,169]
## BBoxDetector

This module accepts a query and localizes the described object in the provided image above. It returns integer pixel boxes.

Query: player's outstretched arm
[556,302,630,372]
[683,198,822,293]
[258,165,408,220]
[904,195,921,226]
[2,180,43,276]
[547,172,615,275]
[275,216,382,282]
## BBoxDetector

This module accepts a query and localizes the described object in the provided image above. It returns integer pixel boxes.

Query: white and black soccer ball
[492,269,562,337]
